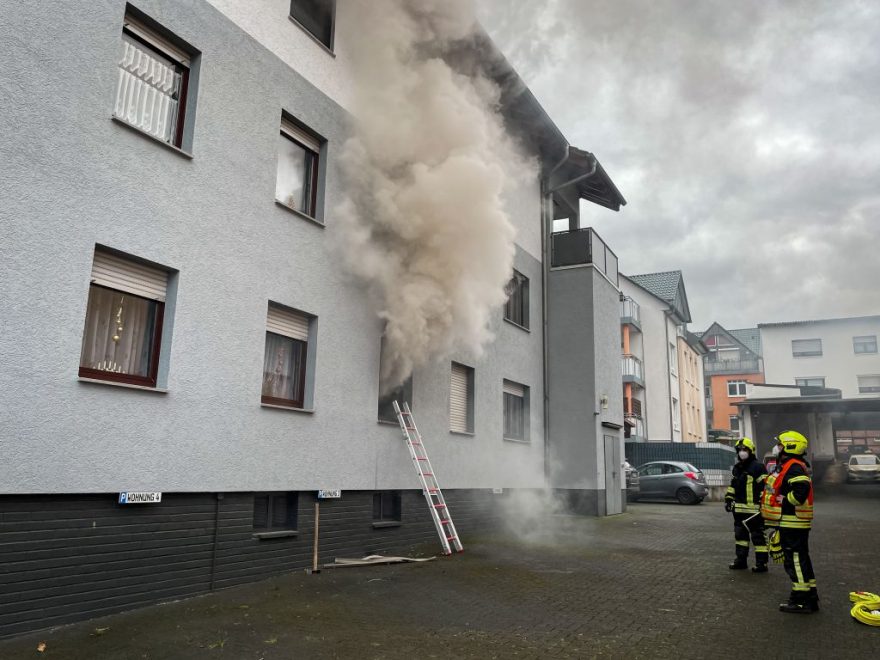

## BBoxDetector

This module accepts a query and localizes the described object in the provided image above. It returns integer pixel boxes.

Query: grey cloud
[478,0,880,328]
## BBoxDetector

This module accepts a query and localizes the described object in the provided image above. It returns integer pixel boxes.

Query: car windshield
[850,455,880,465]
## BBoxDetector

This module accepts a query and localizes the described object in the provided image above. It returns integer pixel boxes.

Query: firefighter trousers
[733,512,767,565]
[779,527,817,603]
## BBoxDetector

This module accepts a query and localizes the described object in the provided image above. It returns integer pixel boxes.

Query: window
[729,415,740,432]
[669,343,677,374]
[854,336,878,354]
[79,249,167,387]
[450,362,475,434]
[662,463,683,474]
[113,12,192,148]
[290,0,335,50]
[503,380,529,441]
[639,464,663,476]
[795,377,825,388]
[504,271,529,329]
[262,304,311,408]
[276,118,321,218]
[373,491,401,522]
[857,375,880,394]
[792,338,822,357]
[377,338,412,423]
[672,398,680,431]
[253,493,298,531]
[727,380,748,397]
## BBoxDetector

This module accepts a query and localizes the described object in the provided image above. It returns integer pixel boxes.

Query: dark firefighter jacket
[725,456,767,514]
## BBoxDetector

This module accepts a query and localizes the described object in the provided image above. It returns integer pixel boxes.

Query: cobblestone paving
[1,484,878,659]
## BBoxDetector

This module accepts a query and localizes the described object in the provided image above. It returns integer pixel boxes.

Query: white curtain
[80,286,154,377]
[262,333,305,402]
[114,35,181,143]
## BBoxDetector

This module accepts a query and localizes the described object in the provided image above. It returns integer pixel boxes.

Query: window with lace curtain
[262,304,313,408]
[78,249,167,387]
[113,11,193,148]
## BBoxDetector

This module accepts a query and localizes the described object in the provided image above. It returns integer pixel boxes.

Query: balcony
[620,297,641,331]
[625,396,643,418]
[622,355,644,388]
[703,358,762,376]
[624,414,645,441]
[551,227,619,285]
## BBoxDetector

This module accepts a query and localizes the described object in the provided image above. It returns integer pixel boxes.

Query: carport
[738,384,880,477]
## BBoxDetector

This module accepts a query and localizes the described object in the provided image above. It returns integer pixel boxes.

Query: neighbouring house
[759,316,880,398]
[698,323,765,440]
[0,0,627,637]
[619,271,704,442]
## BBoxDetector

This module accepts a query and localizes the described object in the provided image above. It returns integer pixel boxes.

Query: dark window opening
[253,492,298,531]
[373,491,401,522]
[290,0,335,50]
[504,271,529,329]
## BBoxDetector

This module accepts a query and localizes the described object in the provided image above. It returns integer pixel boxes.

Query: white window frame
[502,380,529,442]
[727,380,748,397]
[792,338,822,358]
[853,335,878,355]
[857,375,880,394]
[449,362,474,434]
[729,415,741,433]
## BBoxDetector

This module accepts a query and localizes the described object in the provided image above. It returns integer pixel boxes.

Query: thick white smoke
[336,0,534,390]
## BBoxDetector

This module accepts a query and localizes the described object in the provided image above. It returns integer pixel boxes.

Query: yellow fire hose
[850,592,880,626]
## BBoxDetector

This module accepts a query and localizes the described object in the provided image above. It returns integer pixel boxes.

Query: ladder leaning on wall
[393,400,463,555]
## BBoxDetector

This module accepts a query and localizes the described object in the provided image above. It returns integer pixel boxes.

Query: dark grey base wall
[0,489,501,638]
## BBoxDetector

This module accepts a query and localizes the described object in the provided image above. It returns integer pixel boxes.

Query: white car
[846,454,880,483]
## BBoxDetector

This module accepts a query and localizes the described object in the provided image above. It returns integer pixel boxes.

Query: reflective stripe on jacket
[726,457,767,514]
[760,458,813,527]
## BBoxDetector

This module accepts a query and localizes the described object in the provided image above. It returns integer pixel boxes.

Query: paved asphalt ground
[1,483,878,659]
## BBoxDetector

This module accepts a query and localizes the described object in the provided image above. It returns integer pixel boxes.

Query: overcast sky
[477,0,880,330]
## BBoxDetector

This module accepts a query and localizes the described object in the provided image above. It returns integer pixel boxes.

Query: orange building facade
[709,372,765,436]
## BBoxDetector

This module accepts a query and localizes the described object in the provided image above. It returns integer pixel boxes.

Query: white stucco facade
[760,316,880,398]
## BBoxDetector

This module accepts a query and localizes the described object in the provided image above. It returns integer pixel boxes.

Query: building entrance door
[604,434,622,515]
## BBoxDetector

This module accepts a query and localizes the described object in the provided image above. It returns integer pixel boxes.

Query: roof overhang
[737,397,880,413]
[553,146,627,211]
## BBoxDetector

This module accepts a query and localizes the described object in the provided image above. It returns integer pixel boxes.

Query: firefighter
[761,430,818,614]
[724,437,768,572]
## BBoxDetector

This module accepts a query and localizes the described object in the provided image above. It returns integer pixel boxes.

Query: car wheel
[676,488,697,505]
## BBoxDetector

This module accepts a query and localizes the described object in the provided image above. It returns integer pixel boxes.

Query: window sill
[260,403,315,414]
[288,15,336,57]
[792,354,823,359]
[372,521,401,529]
[274,200,325,227]
[377,419,400,427]
[253,530,299,540]
[111,116,193,159]
[503,437,530,444]
[450,430,475,437]
[78,377,167,394]
[503,318,531,333]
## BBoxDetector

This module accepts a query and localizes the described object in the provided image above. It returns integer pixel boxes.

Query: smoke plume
[336,0,533,390]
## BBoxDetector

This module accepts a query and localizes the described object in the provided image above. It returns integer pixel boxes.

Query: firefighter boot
[752,562,768,573]
[809,588,820,611]
[728,560,748,570]
[779,594,816,614]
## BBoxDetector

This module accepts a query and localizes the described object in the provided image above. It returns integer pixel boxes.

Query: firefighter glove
[768,529,784,564]
[724,500,734,513]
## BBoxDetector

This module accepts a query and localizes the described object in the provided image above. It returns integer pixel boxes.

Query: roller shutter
[266,305,309,341]
[91,250,167,301]
[450,363,470,433]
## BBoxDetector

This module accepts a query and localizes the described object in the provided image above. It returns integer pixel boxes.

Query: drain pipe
[541,145,569,484]
[547,151,598,195]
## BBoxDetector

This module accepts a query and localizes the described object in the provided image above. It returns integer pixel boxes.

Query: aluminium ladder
[393,400,463,555]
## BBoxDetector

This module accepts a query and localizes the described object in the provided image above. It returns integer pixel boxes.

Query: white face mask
[772,445,781,456]
[738,450,749,461]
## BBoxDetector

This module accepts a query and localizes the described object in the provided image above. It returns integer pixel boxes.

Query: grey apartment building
[0,0,626,636]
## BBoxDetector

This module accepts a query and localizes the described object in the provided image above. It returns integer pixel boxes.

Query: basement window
[253,493,298,533]
[373,491,401,525]
[289,0,336,51]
